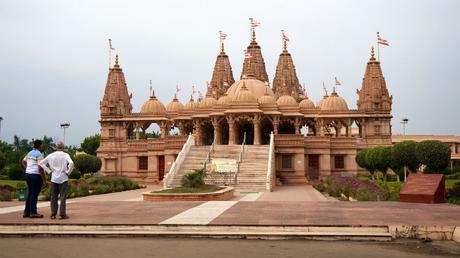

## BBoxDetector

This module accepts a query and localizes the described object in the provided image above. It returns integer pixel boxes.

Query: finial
[149,80,155,98]
[281,30,288,51]
[303,83,308,98]
[264,87,269,96]
[221,42,225,53]
[370,46,376,61]
[252,28,256,42]
[241,81,248,90]
[114,54,120,67]
[173,93,178,100]
[323,82,328,96]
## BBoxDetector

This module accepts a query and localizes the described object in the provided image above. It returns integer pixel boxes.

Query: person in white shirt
[39,141,74,219]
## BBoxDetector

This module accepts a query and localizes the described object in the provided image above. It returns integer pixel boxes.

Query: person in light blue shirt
[21,140,47,218]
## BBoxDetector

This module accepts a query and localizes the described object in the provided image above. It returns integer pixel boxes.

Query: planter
[143,186,234,201]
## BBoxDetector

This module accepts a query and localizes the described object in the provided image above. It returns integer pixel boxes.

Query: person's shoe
[50,215,56,219]
[29,213,44,218]
[59,215,69,220]
[22,213,30,218]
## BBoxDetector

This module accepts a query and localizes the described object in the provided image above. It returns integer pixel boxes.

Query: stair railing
[163,133,194,188]
[266,132,275,191]
[203,134,216,172]
[234,132,247,185]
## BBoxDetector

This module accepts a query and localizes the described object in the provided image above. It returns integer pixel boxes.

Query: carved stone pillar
[253,115,261,145]
[336,123,342,137]
[193,119,202,145]
[294,117,301,135]
[135,127,140,140]
[316,119,325,136]
[227,116,235,145]
[273,116,280,135]
[212,117,221,145]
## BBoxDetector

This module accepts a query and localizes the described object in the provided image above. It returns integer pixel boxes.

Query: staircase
[168,144,270,192]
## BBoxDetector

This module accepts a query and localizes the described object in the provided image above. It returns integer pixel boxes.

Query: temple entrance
[278,120,296,134]
[261,117,273,144]
[202,121,214,145]
[158,155,165,181]
[307,154,319,180]
[220,119,229,145]
[237,120,254,145]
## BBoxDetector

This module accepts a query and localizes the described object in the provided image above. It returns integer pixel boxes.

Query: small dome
[183,97,196,110]
[299,97,315,109]
[166,96,184,112]
[319,90,348,111]
[140,96,166,115]
[198,95,217,108]
[217,93,231,105]
[231,82,257,103]
[276,95,298,107]
[226,77,274,99]
[258,90,277,106]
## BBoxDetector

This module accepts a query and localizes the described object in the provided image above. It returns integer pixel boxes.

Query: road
[0,238,459,258]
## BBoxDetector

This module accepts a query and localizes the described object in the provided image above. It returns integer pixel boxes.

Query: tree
[356,149,369,170]
[80,134,100,156]
[0,151,6,172]
[8,164,24,180]
[392,141,420,173]
[416,140,451,172]
[364,148,379,180]
[74,154,102,175]
[373,146,393,181]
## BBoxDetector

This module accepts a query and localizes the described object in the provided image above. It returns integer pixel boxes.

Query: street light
[401,118,409,136]
[0,117,3,140]
[60,123,70,146]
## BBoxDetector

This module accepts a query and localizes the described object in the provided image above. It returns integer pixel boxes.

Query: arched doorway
[237,120,254,145]
[201,121,214,145]
[278,120,295,134]
[261,117,273,145]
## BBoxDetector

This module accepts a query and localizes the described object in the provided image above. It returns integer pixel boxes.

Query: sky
[0,0,459,146]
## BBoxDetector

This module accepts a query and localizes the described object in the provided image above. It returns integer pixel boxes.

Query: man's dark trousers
[50,181,68,217]
[24,173,43,215]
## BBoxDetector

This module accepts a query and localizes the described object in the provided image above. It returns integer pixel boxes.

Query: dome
[299,97,315,109]
[258,90,277,106]
[276,95,298,107]
[319,91,348,111]
[231,82,257,103]
[217,93,231,105]
[183,97,197,110]
[198,95,217,108]
[140,96,166,115]
[166,96,184,112]
[226,77,274,100]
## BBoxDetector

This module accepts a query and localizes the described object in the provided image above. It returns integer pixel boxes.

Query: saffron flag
[335,77,342,86]
[282,31,290,42]
[108,39,115,50]
[249,18,261,27]
[176,84,181,93]
[377,32,390,46]
[219,31,227,40]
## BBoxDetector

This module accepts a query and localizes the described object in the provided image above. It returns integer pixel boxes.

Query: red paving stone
[210,202,460,226]
[1,201,459,226]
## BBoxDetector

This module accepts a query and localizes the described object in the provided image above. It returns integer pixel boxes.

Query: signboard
[211,158,238,173]
[400,174,445,203]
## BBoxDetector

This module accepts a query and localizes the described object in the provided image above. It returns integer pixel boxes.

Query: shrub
[8,164,24,180]
[392,141,420,172]
[0,151,6,172]
[416,140,451,172]
[0,185,16,201]
[181,168,205,188]
[74,154,102,175]
[69,169,81,179]
[446,182,460,205]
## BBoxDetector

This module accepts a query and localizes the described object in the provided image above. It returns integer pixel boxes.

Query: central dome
[226,77,274,100]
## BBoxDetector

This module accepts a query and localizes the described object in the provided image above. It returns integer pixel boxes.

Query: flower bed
[0,185,16,201]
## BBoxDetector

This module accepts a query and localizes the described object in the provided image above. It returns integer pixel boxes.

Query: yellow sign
[211,158,238,173]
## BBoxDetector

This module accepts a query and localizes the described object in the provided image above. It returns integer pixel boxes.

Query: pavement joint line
[160,201,238,225]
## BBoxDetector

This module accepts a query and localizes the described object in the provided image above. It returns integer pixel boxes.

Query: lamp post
[400,118,409,181]
[60,123,70,146]
[0,117,3,140]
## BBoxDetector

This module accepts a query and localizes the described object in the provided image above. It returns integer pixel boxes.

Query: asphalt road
[1,237,459,258]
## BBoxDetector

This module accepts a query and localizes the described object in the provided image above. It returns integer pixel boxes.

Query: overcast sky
[0,0,459,145]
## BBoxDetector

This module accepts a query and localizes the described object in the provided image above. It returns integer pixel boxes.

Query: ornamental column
[227,116,235,145]
[273,116,280,135]
[253,115,261,145]
[294,117,301,135]
[212,117,222,145]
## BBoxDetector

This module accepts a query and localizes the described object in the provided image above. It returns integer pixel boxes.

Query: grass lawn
[153,186,222,194]
[446,179,460,189]
[0,180,26,188]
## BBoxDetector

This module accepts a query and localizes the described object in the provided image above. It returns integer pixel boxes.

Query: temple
[97,29,395,190]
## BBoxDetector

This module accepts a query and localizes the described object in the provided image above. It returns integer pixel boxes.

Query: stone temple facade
[97,31,393,188]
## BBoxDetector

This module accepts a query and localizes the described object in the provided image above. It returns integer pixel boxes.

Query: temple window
[109,129,115,137]
[334,155,345,169]
[374,125,381,135]
[281,155,292,169]
[138,156,148,170]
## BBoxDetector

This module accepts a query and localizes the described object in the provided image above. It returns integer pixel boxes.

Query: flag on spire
[282,30,290,42]
[377,32,390,46]
[335,77,342,86]
[249,18,261,27]
[108,39,115,50]
[176,84,181,93]
[219,31,227,40]
[192,84,196,95]
[244,50,253,59]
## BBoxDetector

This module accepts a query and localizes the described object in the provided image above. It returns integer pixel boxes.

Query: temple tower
[241,30,269,83]
[272,41,302,100]
[208,42,235,99]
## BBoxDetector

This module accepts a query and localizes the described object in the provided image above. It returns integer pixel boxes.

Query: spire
[357,46,392,112]
[272,40,302,101]
[241,33,269,82]
[209,43,235,99]
[149,80,156,99]
[100,54,133,116]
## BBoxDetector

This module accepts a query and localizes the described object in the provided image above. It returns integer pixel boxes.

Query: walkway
[257,185,331,202]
